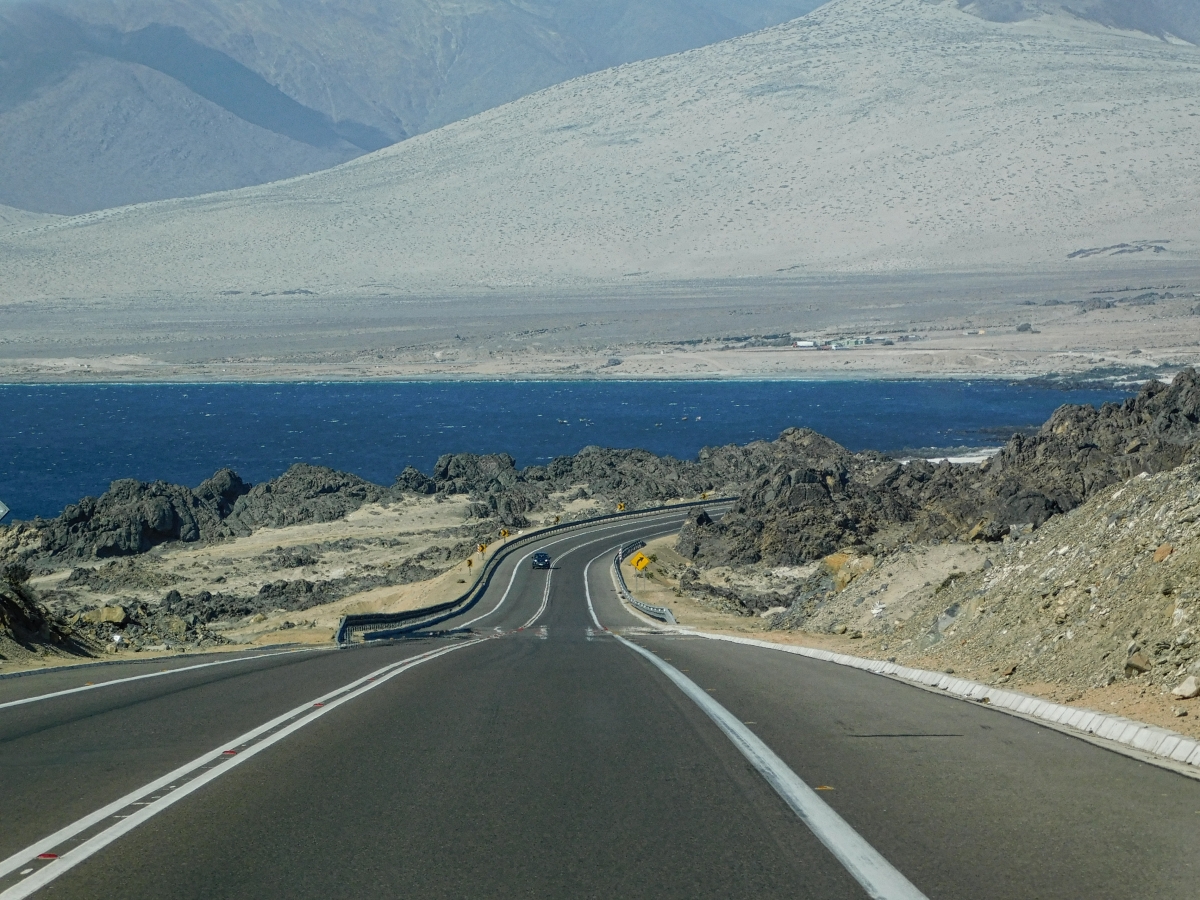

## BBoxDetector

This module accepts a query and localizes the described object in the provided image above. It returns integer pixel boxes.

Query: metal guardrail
[613,540,677,625]
[335,497,730,643]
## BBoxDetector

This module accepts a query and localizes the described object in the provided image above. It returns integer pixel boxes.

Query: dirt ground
[3,270,1196,383]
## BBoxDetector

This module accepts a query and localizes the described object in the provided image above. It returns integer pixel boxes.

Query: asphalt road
[2,511,1198,899]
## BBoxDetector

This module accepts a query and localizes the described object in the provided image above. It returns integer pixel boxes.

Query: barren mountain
[2,0,1197,300]
[0,0,823,213]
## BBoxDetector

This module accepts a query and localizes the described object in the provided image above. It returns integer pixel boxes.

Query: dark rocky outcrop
[0,563,84,657]
[31,469,249,561]
[220,464,388,534]
[11,369,1200,582]
[678,370,1200,567]
[9,464,400,565]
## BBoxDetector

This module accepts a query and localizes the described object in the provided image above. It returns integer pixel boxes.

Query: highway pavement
[1,509,1198,899]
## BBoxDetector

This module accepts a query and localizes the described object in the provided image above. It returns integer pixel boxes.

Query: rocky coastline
[3,372,1199,725]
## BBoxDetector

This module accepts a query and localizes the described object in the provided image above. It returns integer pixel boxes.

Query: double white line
[0,639,485,899]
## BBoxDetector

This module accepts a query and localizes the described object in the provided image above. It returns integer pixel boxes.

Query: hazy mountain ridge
[3,0,1196,298]
[0,203,59,229]
[0,0,824,213]
[961,0,1200,42]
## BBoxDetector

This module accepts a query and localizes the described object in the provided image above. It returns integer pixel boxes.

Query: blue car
[532,552,552,569]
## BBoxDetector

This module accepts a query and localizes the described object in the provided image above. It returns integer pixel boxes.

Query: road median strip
[0,638,487,900]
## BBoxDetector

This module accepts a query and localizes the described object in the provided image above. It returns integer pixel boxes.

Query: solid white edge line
[0,640,478,888]
[614,636,928,900]
[548,526,683,631]
[679,631,1200,778]
[1,513,691,892]
[0,648,326,711]
[608,563,672,629]
[583,551,928,900]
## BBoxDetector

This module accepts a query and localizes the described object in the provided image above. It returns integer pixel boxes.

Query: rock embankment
[730,459,1200,730]
[0,563,92,664]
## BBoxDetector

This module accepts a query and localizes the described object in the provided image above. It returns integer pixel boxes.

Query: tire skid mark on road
[0,638,487,900]
[581,549,929,900]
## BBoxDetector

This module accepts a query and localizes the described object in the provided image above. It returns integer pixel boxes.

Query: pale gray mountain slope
[0,203,58,229]
[0,0,826,214]
[2,0,1198,300]
[0,55,356,214]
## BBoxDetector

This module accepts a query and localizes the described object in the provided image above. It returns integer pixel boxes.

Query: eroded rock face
[0,565,76,653]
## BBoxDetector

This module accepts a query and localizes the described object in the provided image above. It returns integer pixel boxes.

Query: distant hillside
[961,0,1200,41]
[0,203,59,229]
[2,0,1197,299]
[0,0,825,214]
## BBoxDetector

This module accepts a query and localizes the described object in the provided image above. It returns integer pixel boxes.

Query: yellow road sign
[628,552,650,571]
[617,502,626,512]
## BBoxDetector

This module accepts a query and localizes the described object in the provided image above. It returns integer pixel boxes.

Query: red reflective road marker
[222,750,237,755]
[36,854,57,860]
[313,702,325,707]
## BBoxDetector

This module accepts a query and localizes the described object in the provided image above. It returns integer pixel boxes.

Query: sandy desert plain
[2,265,1199,383]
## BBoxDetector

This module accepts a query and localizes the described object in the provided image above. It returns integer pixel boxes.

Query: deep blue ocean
[0,381,1127,521]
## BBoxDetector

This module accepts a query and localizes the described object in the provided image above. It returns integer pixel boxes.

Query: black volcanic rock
[33,474,240,560]
[12,369,1200,578]
[220,464,388,534]
[394,465,436,495]
[679,370,1200,567]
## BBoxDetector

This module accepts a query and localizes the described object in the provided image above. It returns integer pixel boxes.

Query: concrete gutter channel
[666,632,1200,782]
[334,499,731,643]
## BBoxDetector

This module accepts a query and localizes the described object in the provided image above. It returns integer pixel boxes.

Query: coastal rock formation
[9,463,393,564]
[31,469,249,560]
[678,371,1200,567]
[220,464,388,534]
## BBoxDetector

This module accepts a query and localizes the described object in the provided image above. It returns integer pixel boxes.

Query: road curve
[1,509,1197,899]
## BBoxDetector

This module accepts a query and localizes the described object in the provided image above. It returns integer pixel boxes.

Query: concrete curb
[677,632,1200,777]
